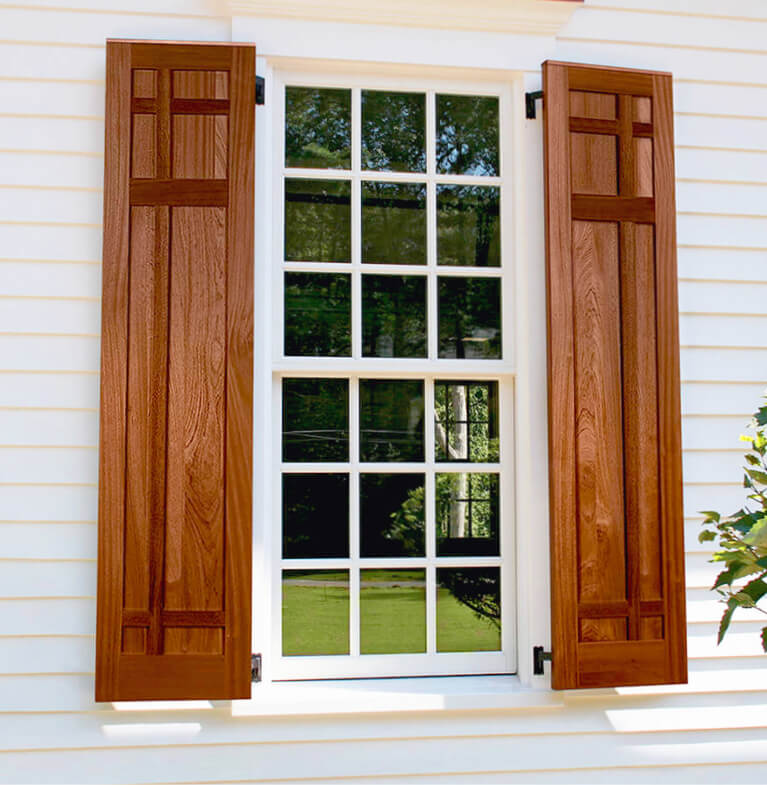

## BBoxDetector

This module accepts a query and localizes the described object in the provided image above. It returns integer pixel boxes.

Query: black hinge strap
[526,90,543,119]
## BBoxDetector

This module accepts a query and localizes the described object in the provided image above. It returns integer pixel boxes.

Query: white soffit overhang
[226,0,582,36]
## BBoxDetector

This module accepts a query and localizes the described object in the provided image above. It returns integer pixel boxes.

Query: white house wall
[2,0,767,781]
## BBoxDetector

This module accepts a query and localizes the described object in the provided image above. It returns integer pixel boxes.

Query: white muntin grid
[270,69,517,680]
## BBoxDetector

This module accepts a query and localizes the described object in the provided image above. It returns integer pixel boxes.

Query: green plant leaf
[698,529,717,543]
[756,406,767,427]
[718,598,738,644]
[713,568,735,589]
[761,626,767,653]
[746,469,767,486]
[700,510,721,523]
[744,517,767,549]
[746,454,761,466]
[742,577,767,604]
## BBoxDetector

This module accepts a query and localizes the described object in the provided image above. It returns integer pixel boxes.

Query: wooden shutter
[543,61,687,689]
[96,40,254,701]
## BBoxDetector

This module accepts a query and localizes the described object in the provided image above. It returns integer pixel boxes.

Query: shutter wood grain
[96,40,254,702]
[543,61,687,689]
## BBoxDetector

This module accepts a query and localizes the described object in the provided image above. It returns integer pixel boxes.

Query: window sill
[231,675,563,717]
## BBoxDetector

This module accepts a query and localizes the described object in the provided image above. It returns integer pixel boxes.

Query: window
[270,71,515,680]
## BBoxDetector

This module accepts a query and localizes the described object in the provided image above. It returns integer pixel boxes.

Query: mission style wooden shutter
[96,40,255,701]
[543,61,687,689]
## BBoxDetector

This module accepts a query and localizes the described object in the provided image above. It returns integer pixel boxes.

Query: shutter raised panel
[96,40,254,701]
[543,61,687,689]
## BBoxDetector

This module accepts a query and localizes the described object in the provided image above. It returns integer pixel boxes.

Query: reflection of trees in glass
[362,275,427,358]
[282,378,349,462]
[437,185,500,267]
[438,276,501,359]
[438,567,501,628]
[362,181,426,265]
[362,90,426,172]
[282,473,349,558]
[284,272,351,356]
[436,94,499,176]
[285,87,351,169]
[435,381,499,462]
[436,473,498,549]
[386,483,426,556]
[360,380,424,462]
[284,178,351,263]
[362,474,424,557]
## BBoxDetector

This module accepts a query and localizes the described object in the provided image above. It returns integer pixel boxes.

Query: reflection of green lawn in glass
[361,576,425,654]
[282,581,349,656]
[437,587,500,652]
[283,578,500,656]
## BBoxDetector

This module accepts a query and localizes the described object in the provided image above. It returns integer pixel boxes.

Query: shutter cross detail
[543,61,687,690]
[96,40,255,702]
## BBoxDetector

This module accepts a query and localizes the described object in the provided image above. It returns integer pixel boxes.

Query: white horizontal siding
[0,522,97,559]
[0,484,98,521]
[0,189,102,225]
[0,372,99,409]
[2,7,232,46]
[0,0,765,784]
[0,151,104,190]
[681,382,767,416]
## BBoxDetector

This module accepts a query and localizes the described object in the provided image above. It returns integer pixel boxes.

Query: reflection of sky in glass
[362,90,426,173]
[285,86,351,169]
[436,94,499,177]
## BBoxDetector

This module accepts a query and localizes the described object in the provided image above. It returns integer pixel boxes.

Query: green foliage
[700,397,767,651]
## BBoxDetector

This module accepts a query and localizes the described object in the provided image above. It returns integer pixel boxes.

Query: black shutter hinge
[251,653,262,682]
[533,646,552,675]
[255,76,265,106]
[525,90,543,120]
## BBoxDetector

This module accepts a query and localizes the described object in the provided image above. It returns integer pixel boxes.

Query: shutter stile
[96,40,254,701]
[543,61,687,689]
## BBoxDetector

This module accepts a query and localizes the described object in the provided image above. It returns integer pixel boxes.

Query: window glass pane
[438,277,501,359]
[437,185,500,267]
[362,274,427,358]
[436,94,499,176]
[360,474,425,557]
[285,178,351,262]
[282,473,349,558]
[283,378,349,462]
[360,379,424,462]
[284,272,351,357]
[436,567,501,651]
[436,473,499,556]
[283,570,349,655]
[362,181,426,265]
[362,90,426,173]
[435,381,499,462]
[285,87,351,169]
[360,570,426,654]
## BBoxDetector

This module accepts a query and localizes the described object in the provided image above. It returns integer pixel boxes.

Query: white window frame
[250,57,551,689]
[256,66,516,681]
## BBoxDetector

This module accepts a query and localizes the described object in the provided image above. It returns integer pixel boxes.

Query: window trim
[250,62,530,683]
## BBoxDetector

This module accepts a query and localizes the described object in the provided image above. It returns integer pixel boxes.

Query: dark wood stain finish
[96,40,255,702]
[543,61,687,689]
